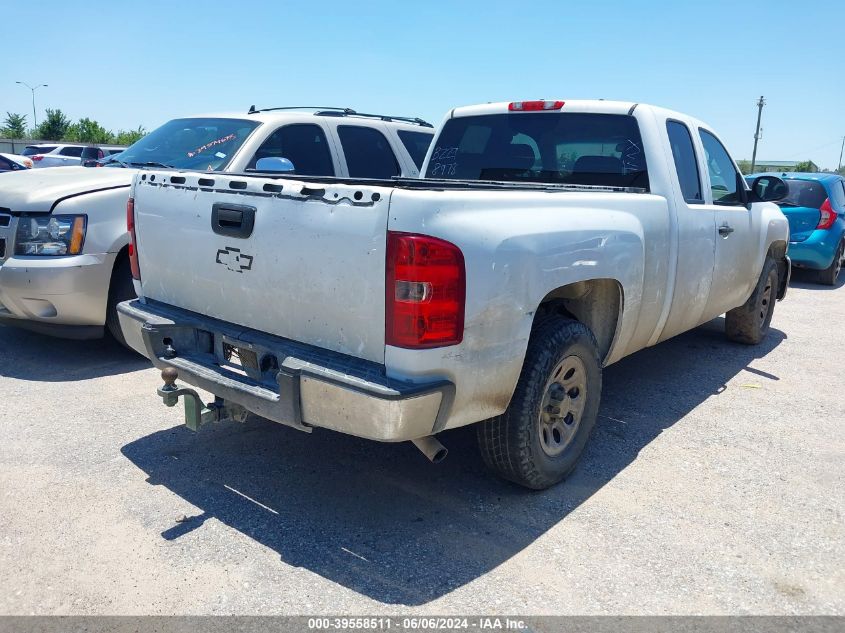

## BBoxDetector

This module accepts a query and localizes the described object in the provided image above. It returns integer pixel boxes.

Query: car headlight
[15,214,87,256]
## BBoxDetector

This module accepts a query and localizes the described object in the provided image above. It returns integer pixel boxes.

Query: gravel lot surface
[0,273,842,615]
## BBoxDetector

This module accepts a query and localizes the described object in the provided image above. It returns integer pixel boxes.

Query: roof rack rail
[247,105,433,128]
[314,109,433,128]
[247,105,353,115]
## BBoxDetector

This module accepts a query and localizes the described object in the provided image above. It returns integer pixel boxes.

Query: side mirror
[255,157,295,173]
[750,175,788,202]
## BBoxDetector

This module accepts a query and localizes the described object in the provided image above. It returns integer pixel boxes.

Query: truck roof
[448,100,714,135]
[450,99,640,118]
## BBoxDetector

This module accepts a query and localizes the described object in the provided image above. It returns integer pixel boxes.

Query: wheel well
[768,240,787,261]
[535,279,623,363]
[110,246,130,283]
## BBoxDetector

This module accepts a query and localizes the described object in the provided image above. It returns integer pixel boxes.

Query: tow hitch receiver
[157,367,248,431]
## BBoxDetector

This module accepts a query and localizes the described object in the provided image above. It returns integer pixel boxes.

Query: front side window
[247,124,334,176]
[424,112,649,189]
[338,125,399,178]
[666,121,702,204]
[108,117,260,171]
[699,129,742,205]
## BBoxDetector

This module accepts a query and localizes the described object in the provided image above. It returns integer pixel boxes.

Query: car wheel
[105,254,137,349]
[476,316,602,490]
[725,256,778,345]
[817,241,843,286]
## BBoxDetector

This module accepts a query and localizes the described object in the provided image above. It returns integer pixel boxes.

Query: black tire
[725,256,778,345]
[105,253,137,349]
[817,241,843,286]
[476,316,602,490]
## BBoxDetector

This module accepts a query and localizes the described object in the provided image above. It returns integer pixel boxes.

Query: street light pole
[15,81,48,129]
[838,136,844,172]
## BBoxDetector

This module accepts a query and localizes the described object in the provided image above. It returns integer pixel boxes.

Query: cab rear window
[424,113,648,189]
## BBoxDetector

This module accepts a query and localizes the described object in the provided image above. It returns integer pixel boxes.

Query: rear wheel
[105,253,137,348]
[725,256,778,345]
[817,241,843,286]
[476,316,602,490]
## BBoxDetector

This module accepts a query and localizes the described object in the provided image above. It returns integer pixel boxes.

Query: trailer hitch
[157,367,248,431]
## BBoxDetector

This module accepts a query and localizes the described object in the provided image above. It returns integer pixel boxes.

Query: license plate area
[218,335,266,382]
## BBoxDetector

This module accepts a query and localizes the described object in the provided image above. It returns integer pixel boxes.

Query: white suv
[0,106,434,345]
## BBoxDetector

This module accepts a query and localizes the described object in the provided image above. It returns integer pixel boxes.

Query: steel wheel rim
[539,355,587,457]
[758,276,773,326]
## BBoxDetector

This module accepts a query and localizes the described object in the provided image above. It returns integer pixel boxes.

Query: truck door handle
[211,203,256,238]
[718,224,735,237]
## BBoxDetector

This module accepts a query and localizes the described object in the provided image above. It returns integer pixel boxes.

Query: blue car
[747,172,845,285]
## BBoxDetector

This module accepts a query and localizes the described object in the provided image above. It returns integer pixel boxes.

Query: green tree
[836,166,845,177]
[1,112,28,138]
[35,109,71,141]
[65,118,114,144]
[114,126,146,146]
[737,160,752,174]
[792,160,815,173]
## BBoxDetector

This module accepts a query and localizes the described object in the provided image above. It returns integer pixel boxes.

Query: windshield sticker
[187,133,236,158]
[215,152,227,159]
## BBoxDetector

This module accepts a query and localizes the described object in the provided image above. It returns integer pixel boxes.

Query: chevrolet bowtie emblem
[215,246,254,273]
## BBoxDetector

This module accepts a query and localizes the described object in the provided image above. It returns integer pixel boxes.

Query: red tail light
[817,198,837,230]
[386,232,465,348]
[127,197,141,280]
[32,155,44,162]
[508,100,564,111]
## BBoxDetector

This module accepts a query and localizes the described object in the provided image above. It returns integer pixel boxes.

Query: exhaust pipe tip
[412,436,448,464]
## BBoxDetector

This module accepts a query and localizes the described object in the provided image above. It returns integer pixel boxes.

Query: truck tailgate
[133,172,392,363]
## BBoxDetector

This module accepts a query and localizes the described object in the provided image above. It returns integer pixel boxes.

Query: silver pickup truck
[118,99,790,489]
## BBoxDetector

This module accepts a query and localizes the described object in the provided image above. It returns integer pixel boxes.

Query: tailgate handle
[211,203,255,238]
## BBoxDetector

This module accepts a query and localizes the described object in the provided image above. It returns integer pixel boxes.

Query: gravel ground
[0,272,842,615]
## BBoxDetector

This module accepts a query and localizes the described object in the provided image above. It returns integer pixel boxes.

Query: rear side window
[780,180,828,209]
[699,130,742,205]
[398,130,434,169]
[22,145,55,156]
[424,112,648,189]
[666,121,702,204]
[248,124,334,176]
[59,146,84,157]
[338,126,399,178]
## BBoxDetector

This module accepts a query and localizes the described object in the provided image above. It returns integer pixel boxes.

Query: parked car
[80,145,126,167]
[21,143,88,168]
[0,153,33,172]
[746,172,845,285]
[117,99,790,490]
[0,107,434,345]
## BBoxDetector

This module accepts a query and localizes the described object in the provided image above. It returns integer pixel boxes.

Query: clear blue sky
[3,0,844,168]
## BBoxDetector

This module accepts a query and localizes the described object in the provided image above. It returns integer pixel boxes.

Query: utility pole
[750,95,765,173]
[15,81,48,129]
[838,136,844,172]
